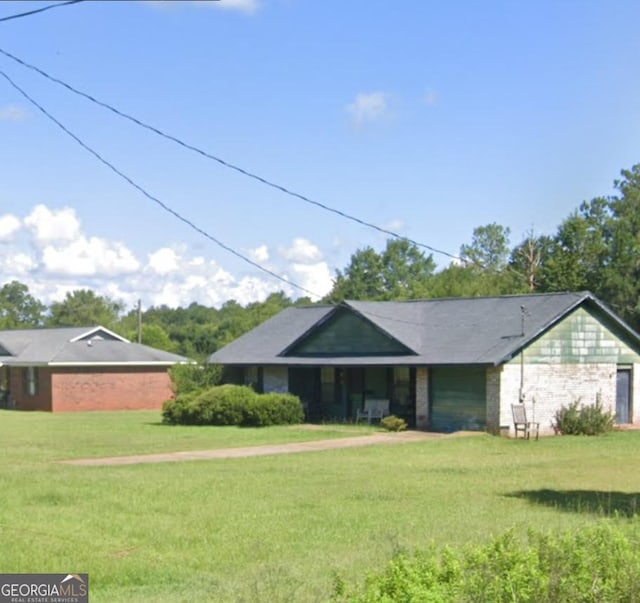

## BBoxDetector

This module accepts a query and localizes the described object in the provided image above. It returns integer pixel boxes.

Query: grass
[1,410,640,602]
[0,410,378,464]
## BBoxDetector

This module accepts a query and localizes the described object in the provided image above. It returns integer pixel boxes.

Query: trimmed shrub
[162,392,199,425]
[380,415,408,432]
[554,399,615,435]
[198,384,256,426]
[163,386,303,427]
[331,523,640,602]
[242,392,304,427]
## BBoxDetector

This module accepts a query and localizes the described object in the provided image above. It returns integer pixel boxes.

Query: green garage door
[430,367,486,432]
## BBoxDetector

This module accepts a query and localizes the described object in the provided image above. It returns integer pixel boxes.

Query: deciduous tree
[48,289,124,330]
[0,281,45,329]
[327,239,435,301]
[460,223,511,271]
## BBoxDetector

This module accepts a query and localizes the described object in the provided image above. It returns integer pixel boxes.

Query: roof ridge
[346,291,591,305]
[0,325,100,335]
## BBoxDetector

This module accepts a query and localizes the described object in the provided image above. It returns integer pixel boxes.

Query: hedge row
[162,384,304,427]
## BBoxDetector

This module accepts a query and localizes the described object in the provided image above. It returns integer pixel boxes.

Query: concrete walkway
[61,430,445,467]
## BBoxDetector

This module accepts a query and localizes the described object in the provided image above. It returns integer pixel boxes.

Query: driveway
[61,430,448,467]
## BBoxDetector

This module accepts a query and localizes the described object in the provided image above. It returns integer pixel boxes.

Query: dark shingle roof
[208,305,334,366]
[0,326,188,365]
[208,292,640,366]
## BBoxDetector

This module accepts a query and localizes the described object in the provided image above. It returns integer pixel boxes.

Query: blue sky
[1,0,639,309]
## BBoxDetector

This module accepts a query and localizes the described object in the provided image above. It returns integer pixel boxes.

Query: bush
[168,362,222,396]
[162,385,255,426]
[242,392,304,427]
[162,385,304,427]
[162,392,199,425]
[554,399,615,435]
[380,415,408,432]
[199,384,257,426]
[331,523,640,602]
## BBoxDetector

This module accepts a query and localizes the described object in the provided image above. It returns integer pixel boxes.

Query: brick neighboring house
[0,326,188,412]
[209,292,640,436]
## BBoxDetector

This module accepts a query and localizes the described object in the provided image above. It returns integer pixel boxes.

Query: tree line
[2,164,639,358]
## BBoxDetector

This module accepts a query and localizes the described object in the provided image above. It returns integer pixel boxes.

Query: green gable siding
[286,309,411,357]
[514,307,640,365]
[430,367,486,432]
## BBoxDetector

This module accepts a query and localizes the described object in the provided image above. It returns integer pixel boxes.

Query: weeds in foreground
[332,522,640,602]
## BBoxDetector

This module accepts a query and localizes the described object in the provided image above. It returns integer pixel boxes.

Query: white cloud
[0,214,21,241]
[0,105,28,121]
[346,91,390,126]
[0,250,37,277]
[228,276,286,305]
[34,282,79,304]
[276,238,333,300]
[215,0,259,14]
[25,205,81,244]
[146,0,259,15]
[249,244,269,263]
[290,262,333,301]
[2,203,338,309]
[382,219,405,233]
[9,252,37,275]
[41,237,140,276]
[279,238,322,263]
[144,267,282,308]
[148,247,180,274]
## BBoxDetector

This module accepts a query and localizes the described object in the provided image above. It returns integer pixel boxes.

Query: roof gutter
[39,361,186,367]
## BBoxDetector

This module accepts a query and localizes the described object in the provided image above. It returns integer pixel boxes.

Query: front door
[616,368,632,424]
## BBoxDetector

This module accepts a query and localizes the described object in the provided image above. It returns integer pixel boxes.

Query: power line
[0,68,321,299]
[0,46,532,285]
[0,1,85,24]
[0,46,463,262]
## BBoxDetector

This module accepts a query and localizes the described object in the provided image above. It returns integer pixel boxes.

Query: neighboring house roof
[208,291,640,367]
[0,326,188,366]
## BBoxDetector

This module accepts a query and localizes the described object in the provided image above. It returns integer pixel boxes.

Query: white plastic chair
[355,408,370,424]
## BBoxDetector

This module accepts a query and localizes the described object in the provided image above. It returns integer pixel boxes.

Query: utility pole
[137,299,142,344]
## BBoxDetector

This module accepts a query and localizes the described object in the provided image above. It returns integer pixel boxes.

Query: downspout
[519,348,525,402]
[518,305,536,424]
[519,305,526,403]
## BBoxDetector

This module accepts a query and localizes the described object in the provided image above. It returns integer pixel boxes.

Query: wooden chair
[511,404,539,440]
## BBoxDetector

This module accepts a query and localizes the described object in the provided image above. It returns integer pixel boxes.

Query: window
[22,367,39,396]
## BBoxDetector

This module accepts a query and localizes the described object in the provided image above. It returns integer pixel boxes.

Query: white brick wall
[415,367,429,429]
[500,362,617,436]
[634,364,640,423]
[263,366,288,393]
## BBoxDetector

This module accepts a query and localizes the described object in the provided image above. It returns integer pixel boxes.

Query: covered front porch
[288,365,416,427]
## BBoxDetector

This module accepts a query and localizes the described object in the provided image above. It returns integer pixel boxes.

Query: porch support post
[415,367,429,430]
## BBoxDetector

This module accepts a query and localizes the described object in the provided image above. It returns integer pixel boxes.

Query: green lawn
[1,410,639,602]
